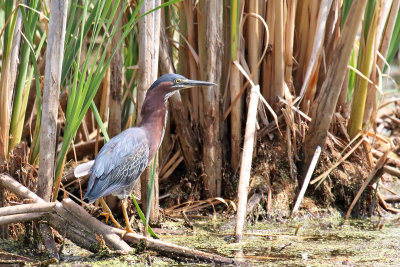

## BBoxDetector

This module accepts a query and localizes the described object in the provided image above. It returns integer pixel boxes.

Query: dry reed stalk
[284,0,296,92]
[183,1,200,124]
[229,0,243,170]
[299,0,333,112]
[294,0,320,95]
[248,0,261,84]
[262,0,274,101]
[38,0,68,201]
[108,0,123,139]
[234,84,259,242]
[198,0,223,198]
[271,0,285,107]
[303,0,368,174]
[377,0,400,69]
[138,0,161,224]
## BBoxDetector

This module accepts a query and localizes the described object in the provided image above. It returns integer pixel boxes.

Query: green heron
[82,73,216,232]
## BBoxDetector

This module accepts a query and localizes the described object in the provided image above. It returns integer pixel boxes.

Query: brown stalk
[108,0,123,139]
[271,0,284,107]
[261,0,274,100]
[299,0,333,112]
[230,63,242,171]
[284,0,296,91]
[198,0,223,198]
[183,0,200,123]
[294,0,320,95]
[303,0,369,178]
[138,0,161,224]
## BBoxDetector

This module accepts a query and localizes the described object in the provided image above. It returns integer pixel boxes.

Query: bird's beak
[173,79,217,89]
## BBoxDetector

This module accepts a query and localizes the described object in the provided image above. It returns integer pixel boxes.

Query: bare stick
[113,228,239,265]
[383,166,400,178]
[0,173,46,203]
[38,0,68,201]
[0,202,56,216]
[234,85,260,242]
[292,146,322,216]
[346,151,389,219]
[0,212,48,225]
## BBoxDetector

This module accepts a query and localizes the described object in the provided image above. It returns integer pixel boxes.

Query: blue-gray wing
[84,128,149,202]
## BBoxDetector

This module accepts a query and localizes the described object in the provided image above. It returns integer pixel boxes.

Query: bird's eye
[174,79,182,84]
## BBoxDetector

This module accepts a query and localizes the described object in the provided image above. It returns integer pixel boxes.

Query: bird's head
[148,73,216,100]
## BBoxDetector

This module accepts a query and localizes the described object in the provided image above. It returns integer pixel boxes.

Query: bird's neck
[139,90,169,161]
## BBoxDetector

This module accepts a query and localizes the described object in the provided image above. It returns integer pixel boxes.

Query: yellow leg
[99,197,123,229]
[121,198,134,233]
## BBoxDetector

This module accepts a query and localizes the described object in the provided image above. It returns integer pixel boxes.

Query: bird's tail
[74,160,94,178]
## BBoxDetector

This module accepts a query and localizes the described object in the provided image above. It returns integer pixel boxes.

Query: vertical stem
[284,0,296,91]
[230,0,242,171]
[198,0,223,198]
[37,0,68,202]
[37,0,68,259]
[303,0,368,175]
[271,0,284,106]
[138,0,161,224]
[109,0,123,138]
[235,86,259,242]
[0,7,22,163]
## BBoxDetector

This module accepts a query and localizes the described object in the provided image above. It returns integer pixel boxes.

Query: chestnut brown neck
[139,86,171,161]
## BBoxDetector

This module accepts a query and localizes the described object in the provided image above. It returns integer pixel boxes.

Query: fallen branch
[0,202,56,216]
[113,228,239,265]
[0,212,48,225]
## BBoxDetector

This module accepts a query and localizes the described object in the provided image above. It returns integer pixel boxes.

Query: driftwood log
[0,173,239,265]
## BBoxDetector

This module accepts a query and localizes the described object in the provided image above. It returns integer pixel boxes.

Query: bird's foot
[121,225,135,238]
[99,212,123,229]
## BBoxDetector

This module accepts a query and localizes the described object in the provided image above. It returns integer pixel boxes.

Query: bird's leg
[98,197,123,229]
[121,197,134,233]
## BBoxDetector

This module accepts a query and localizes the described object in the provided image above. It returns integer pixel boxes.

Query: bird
[80,73,216,232]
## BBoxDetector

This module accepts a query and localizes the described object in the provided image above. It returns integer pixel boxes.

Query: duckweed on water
[0,215,399,266]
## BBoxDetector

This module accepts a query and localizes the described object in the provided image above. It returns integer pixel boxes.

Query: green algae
[1,215,399,266]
